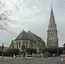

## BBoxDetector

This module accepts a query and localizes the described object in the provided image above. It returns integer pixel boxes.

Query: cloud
[0,0,65,47]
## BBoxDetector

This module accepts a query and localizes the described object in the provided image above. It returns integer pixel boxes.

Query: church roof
[15,30,35,41]
[15,30,45,47]
[28,31,42,41]
[28,31,45,46]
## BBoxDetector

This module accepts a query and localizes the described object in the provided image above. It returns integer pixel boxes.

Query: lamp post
[2,43,4,59]
[57,40,58,56]
[57,46,58,56]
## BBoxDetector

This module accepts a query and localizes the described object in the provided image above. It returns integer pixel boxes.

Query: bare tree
[0,1,8,29]
[0,0,14,34]
[0,0,37,33]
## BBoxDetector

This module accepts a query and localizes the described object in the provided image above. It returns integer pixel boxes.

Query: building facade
[10,30,45,52]
[47,6,58,48]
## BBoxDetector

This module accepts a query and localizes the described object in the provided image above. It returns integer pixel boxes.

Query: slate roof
[15,30,45,47]
[15,30,35,42]
[28,31,45,47]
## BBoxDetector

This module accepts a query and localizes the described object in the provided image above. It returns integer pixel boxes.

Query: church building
[10,30,46,53]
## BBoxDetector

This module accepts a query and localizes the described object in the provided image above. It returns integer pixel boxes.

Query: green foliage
[3,48,19,56]
[42,47,63,56]
[26,48,37,55]
[0,50,2,56]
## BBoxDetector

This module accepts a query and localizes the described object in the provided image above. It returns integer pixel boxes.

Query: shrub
[3,48,19,57]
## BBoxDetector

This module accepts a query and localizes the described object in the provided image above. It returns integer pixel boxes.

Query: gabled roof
[28,31,43,41]
[14,30,45,47]
[28,31,45,47]
[15,30,35,42]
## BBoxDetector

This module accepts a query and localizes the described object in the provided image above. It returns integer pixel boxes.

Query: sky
[0,0,65,47]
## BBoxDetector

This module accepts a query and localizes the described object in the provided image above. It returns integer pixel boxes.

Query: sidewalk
[0,56,13,60]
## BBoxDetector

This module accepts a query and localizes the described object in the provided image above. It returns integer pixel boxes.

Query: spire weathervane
[23,29,24,31]
[51,4,52,8]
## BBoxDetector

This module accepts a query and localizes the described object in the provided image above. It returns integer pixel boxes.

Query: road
[0,57,64,64]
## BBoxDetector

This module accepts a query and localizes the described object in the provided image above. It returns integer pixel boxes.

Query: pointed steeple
[49,5,55,24]
[48,5,56,30]
[47,5,58,48]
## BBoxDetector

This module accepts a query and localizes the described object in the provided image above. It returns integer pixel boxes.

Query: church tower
[47,6,58,48]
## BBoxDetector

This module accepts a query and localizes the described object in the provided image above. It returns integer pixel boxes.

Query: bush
[0,50,2,56]
[26,48,37,55]
[3,48,19,57]
[42,47,63,56]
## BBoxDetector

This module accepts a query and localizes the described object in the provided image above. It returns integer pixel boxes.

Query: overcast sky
[0,0,65,47]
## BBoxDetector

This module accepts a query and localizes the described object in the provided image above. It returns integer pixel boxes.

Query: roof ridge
[28,31,41,39]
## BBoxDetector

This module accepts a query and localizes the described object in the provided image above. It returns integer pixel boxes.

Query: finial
[51,4,52,8]
[51,4,52,7]
[23,29,24,31]
[51,4,53,11]
[28,30,31,32]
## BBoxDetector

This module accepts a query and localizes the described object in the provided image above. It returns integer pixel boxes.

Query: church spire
[48,5,57,30]
[49,5,55,24]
